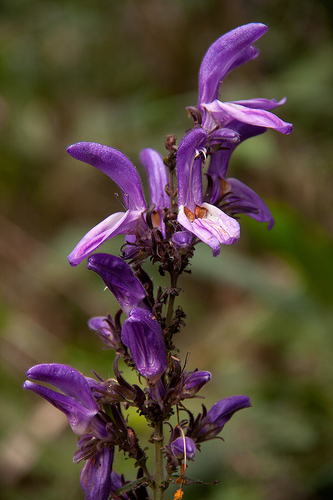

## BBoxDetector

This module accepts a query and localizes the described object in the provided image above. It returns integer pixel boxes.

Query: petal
[198,395,251,441]
[170,437,196,460]
[171,230,194,253]
[227,178,275,229]
[206,395,251,428]
[68,210,144,266]
[178,203,240,256]
[198,23,267,107]
[226,45,260,75]
[139,148,169,212]
[88,316,117,348]
[183,370,212,396]
[25,363,98,411]
[209,127,240,145]
[177,128,207,211]
[67,142,146,211]
[231,97,287,110]
[88,316,112,337]
[87,253,148,315]
[204,100,293,134]
[121,308,167,383]
[23,381,97,435]
[80,447,114,500]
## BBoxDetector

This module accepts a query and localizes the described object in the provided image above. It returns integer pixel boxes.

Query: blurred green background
[1,1,333,499]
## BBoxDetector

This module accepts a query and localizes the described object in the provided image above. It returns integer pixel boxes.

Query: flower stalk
[23,23,292,500]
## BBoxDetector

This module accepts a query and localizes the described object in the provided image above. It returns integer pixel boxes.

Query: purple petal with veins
[204,100,293,134]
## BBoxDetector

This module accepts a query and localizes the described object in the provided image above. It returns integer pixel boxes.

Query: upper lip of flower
[198,23,268,108]
[66,143,169,267]
[197,23,293,135]
[86,253,148,315]
[23,363,99,435]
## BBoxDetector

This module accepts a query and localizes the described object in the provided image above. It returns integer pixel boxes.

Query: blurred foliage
[1,1,333,499]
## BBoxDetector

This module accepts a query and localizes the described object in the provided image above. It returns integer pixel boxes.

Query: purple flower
[182,370,212,398]
[121,308,167,383]
[170,436,196,461]
[177,128,240,256]
[67,142,168,266]
[80,447,114,500]
[198,23,293,135]
[86,253,148,315]
[171,230,194,253]
[198,395,251,441]
[88,315,119,348]
[23,363,98,435]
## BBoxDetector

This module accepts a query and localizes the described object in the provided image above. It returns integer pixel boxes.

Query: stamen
[194,147,207,161]
[195,205,208,219]
[184,207,195,222]
[114,192,127,210]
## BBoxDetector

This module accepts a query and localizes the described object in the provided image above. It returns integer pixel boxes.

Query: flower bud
[121,308,167,383]
[87,253,148,315]
[88,316,119,349]
[198,395,251,441]
[182,370,212,398]
[171,231,194,253]
[170,436,196,460]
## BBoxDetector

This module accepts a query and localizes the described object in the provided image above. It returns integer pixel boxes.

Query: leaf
[113,476,149,496]
[167,475,220,486]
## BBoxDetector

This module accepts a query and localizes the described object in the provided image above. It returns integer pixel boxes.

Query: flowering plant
[24,23,292,500]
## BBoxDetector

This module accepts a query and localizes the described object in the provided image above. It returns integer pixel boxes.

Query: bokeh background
[1,1,333,499]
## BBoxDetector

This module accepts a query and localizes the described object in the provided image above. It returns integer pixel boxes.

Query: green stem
[153,420,164,500]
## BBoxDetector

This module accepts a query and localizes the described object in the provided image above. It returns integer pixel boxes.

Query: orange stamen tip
[195,205,208,219]
[174,488,184,500]
[184,206,195,222]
